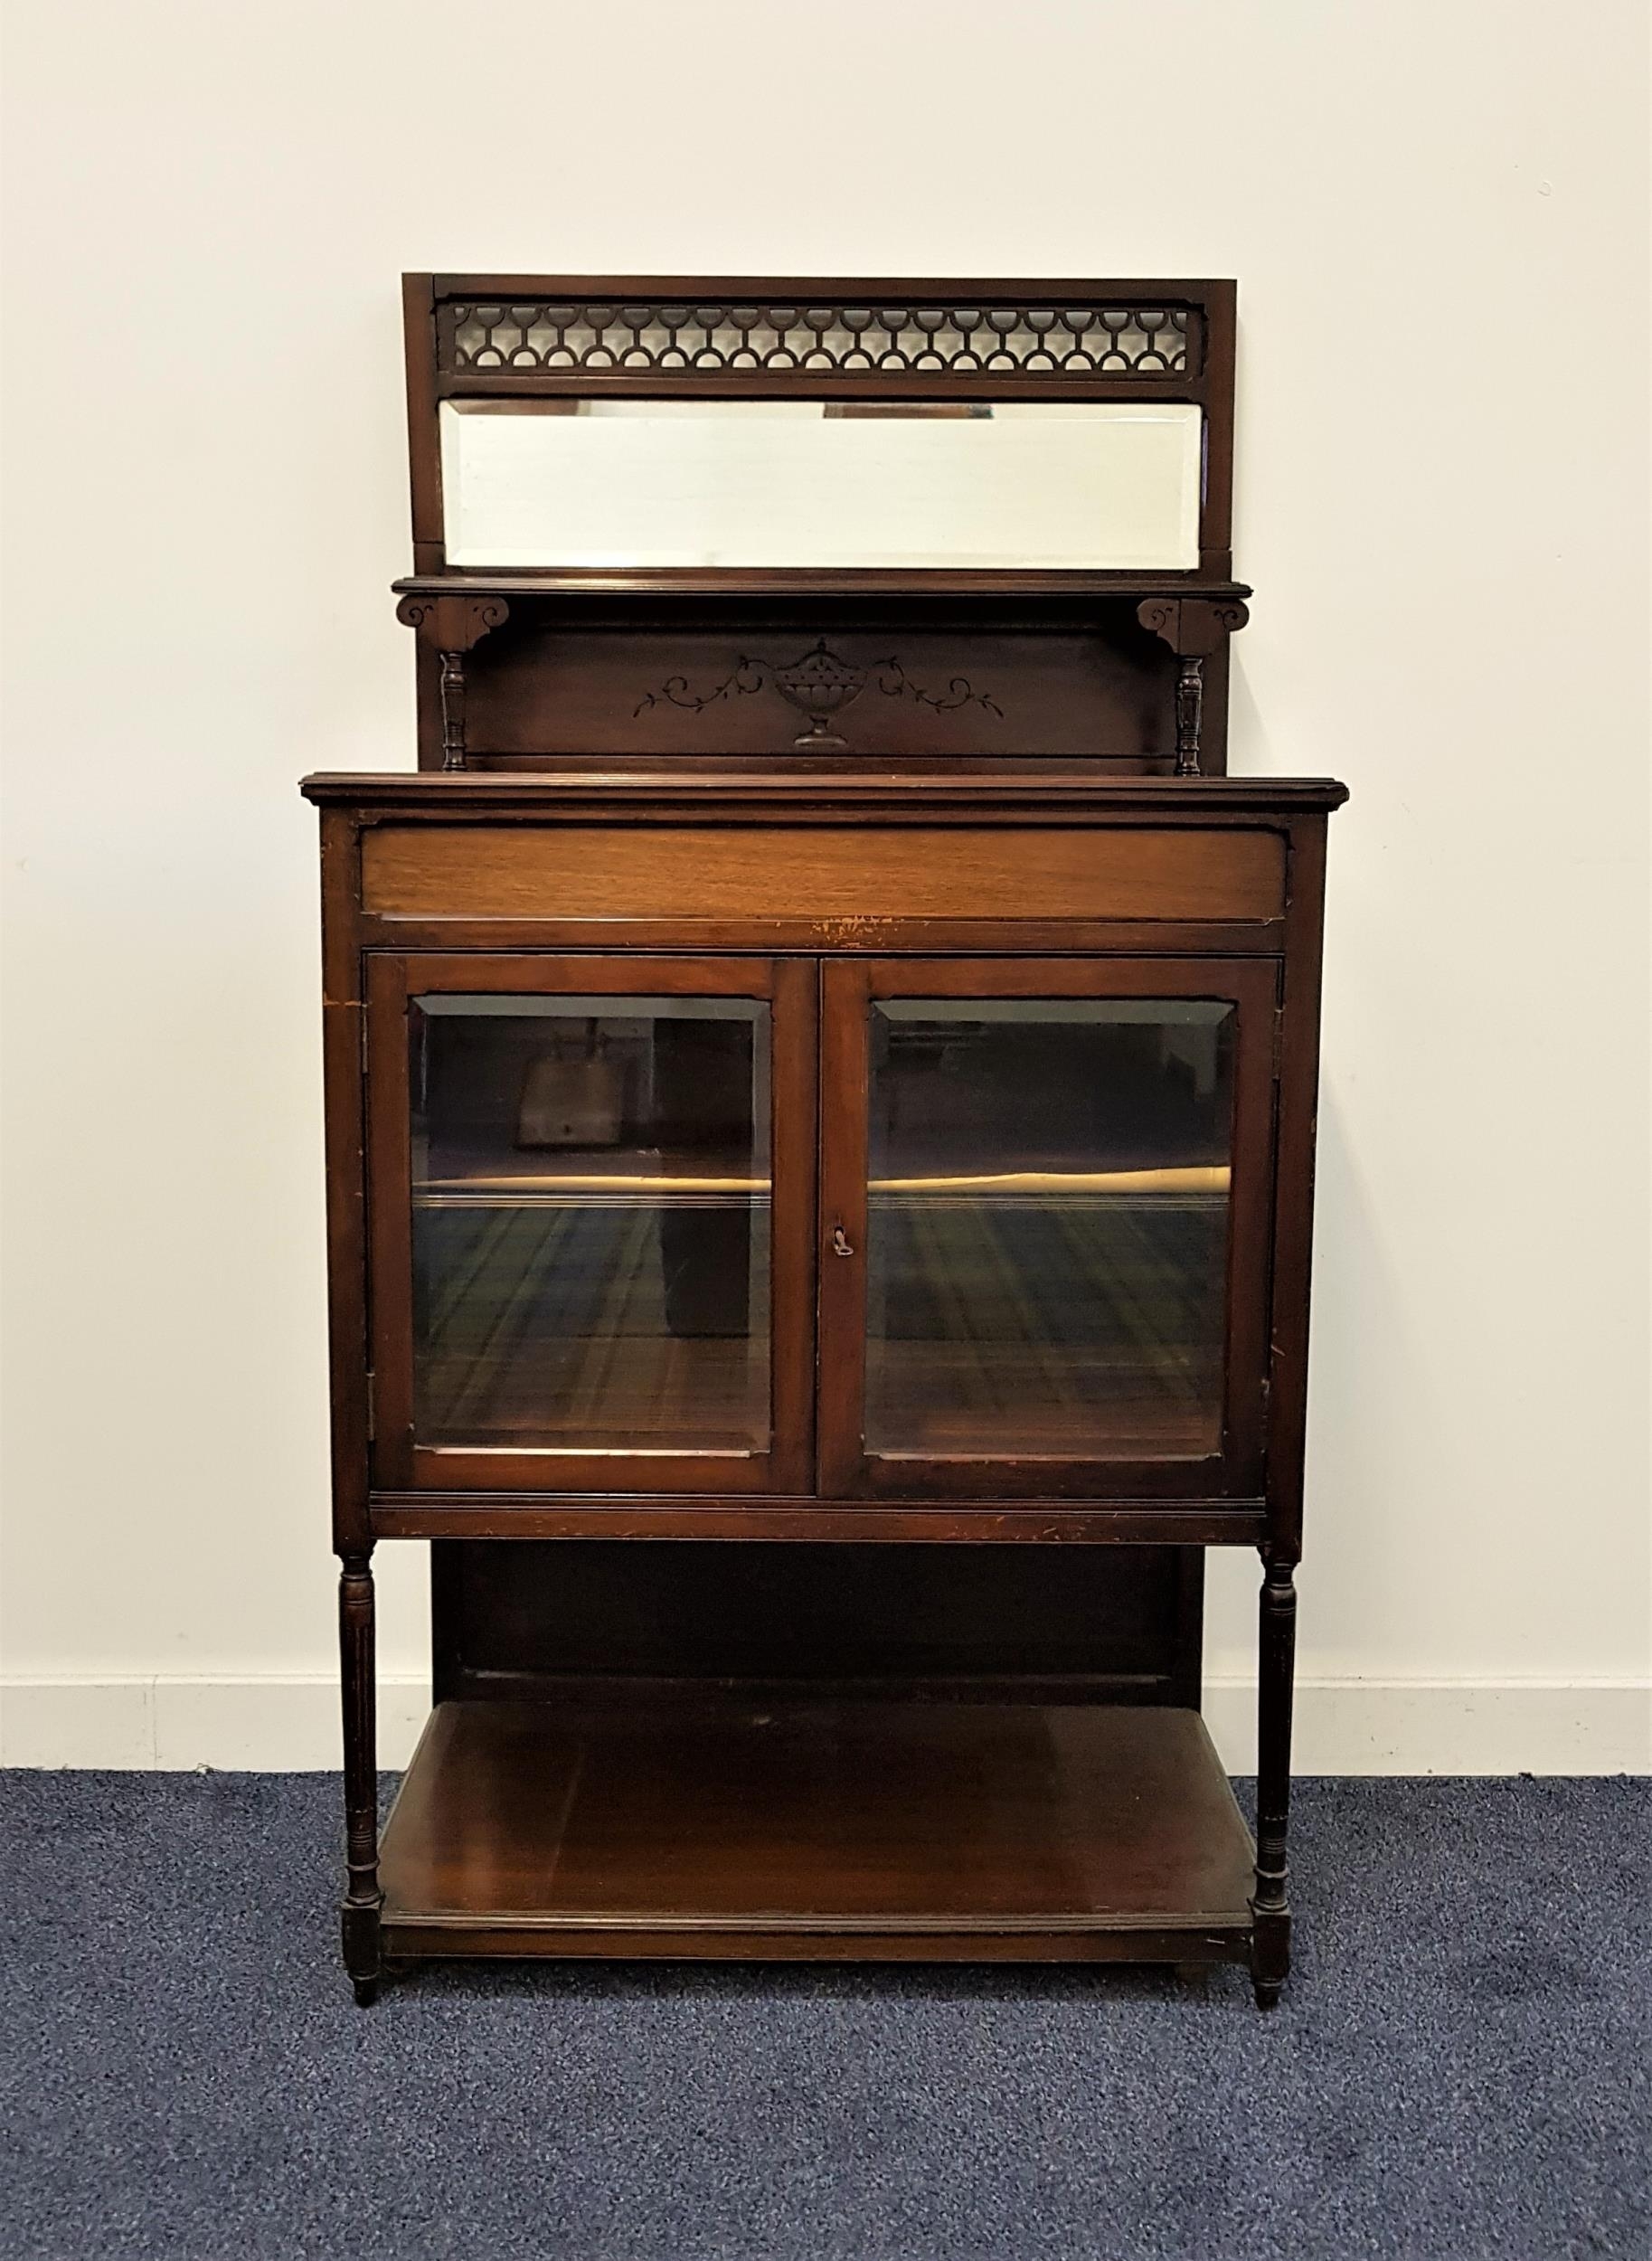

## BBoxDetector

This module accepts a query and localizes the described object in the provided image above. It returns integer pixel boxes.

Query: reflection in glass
[439,397,1203,572]
[411,996,770,1452]
[864,999,1235,1460]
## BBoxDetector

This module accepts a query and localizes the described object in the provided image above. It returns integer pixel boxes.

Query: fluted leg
[1251,1550,1298,2009]
[338,1552,382,2004]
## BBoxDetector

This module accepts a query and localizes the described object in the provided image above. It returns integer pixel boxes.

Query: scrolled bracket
[395,594,510,772]
[394,593,511,651]
[1136,596,1251,778]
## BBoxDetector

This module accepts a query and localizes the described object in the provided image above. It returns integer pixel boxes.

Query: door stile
[768,957,819,1495]
[1219,959,1283,1493]
[365,953,417,1490]
[817,960,874,1496]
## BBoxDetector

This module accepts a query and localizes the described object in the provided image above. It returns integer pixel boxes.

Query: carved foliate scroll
[632,639,1004,751]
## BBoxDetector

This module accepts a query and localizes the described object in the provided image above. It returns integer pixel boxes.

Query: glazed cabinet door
[365,955,816,1493]
[817,958,1279,1500]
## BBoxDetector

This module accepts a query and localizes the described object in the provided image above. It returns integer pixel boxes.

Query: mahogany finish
[378,1699,1256,1963]
[359,821,1286,925]
[303,274,1345,2010]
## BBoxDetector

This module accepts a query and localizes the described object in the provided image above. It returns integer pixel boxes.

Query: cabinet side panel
[318,809,370,1554]
[1267,816,1333,1558]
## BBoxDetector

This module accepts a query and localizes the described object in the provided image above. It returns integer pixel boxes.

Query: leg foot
[352,1974,380,2008]
[338,1553,382,2001]
[341,1897,382,2001]
[1251,1549,1298,2011]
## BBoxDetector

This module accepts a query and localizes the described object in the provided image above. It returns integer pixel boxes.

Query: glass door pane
[864,997,1236,1461]
[410,993,770,1454]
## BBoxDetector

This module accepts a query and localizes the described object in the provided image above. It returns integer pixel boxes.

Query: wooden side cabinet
[303,271,1346,2010]
[302,771,1345,2005]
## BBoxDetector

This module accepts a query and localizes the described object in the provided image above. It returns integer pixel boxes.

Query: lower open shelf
[379,1694,1256,1964]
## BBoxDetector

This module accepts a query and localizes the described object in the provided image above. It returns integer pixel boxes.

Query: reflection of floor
[868,1195,1226,1458]
[867,1346,1220,1458]
[416,1204,769,1450]
[416,1192,1226,1462]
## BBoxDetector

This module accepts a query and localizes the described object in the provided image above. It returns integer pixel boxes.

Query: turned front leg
[338,1551,382,2004]
[1251,1549,1298,2008]
[437,648,468,771]
[1174,655,1205,775]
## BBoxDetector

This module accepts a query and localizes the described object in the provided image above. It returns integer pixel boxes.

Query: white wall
[1,0,1647,1772]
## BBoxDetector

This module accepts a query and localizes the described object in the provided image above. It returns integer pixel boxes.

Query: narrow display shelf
[391,570,1255,601]
[379,1695,1256,1963]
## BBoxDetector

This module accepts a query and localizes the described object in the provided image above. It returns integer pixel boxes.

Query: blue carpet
[2,1772,1647,2261]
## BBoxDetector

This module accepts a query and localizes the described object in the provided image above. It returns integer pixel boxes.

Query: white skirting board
[1,1675,1647,1775]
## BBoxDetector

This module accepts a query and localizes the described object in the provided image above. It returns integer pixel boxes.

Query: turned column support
[395,594,510,771]
[1136,596,1250,776]
[338,1549,382,2004]
[1251,1546,1298,2009]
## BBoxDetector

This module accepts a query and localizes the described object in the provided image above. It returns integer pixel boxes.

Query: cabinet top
[300,771,1348,815]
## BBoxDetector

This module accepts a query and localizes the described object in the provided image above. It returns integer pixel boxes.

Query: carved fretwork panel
[440,298,1199,378]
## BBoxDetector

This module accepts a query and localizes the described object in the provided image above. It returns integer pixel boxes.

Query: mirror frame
[400,272,1236,593]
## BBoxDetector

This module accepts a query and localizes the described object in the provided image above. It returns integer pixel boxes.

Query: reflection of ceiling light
[417,1165,1228,1198]
[424,1175,769,1195]
[871,1167,1231,1195]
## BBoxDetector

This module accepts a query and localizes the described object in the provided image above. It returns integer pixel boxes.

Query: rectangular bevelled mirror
[439,398,1204,572]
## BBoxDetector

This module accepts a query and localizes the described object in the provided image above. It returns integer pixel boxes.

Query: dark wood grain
[317,809,371,1555]
[397,276,1246,767]
[355,914,1289,960]
[304,771,1345,811]
[1266,815,1332,1561]
[359,823,1287,925]
[818,954,1279,1503]
[429,1539,1196,1704]
[1251,1551,1298,2008]
[307,270,1345,2005]
[369,1497,1269,1544]
[378,1697,1255,1959]
[338,1554,382,2004]
[460,618,1179,769]
[401,274,442,574]
[363,953,817,1499]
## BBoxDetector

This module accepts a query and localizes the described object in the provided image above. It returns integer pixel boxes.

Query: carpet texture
[3,1772,1647,2261]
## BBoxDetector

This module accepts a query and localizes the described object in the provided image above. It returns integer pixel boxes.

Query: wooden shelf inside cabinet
[379,1695,1257,1964]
